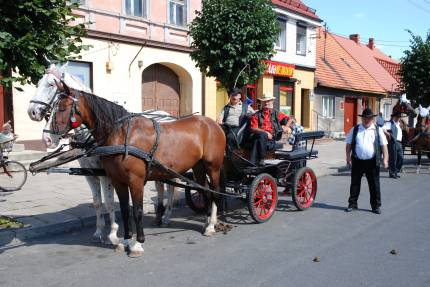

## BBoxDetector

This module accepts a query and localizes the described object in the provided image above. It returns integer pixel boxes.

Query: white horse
[28,64,176,246]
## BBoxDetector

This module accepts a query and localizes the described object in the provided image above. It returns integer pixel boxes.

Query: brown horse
[410,114,430,172]
[48,85,226,257]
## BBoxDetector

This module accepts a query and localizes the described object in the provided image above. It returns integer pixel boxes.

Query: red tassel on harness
[71,116,79,128]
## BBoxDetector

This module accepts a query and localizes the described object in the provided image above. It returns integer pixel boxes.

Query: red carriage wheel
[247,173,278,223]
[185,188,209,214]
[292,167,317,210]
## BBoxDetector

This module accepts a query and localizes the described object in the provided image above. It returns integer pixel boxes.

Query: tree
[189,0,279,91]
[0,0,88,88]
[399,30,430,106]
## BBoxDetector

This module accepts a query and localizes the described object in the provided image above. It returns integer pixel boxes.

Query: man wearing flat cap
[345,108,388,214]
[217,88,255,152]
[248,94,293,165]
[383,111,404,178]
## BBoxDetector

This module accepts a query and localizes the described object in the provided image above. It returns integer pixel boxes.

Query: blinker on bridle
[43,90,82,136]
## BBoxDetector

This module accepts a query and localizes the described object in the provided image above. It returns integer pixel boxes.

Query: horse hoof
[107,236,120,246]
[161,219,170,227]
[115,243,125,253]
[128,250,144,258]
[92,235,104,244]
[203,228,216,237]
[152,218,162,226]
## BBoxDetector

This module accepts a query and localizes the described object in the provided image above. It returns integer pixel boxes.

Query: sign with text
[264,61,295,77]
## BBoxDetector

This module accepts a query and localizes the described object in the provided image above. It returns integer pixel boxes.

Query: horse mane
[81,92,129,141]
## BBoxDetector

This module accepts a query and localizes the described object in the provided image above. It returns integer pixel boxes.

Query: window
[67,61,92,90]
[125,0,146,18]
[169,0,186,26]
[275,19,286,51]
[322,96,335,118]
[296,24,307,55]
[383,103,391,120]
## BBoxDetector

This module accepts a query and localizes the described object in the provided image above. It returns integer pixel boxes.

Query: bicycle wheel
[0,161,28,192]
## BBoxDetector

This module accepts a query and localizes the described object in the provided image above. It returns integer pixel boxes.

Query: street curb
[0,204,155,249]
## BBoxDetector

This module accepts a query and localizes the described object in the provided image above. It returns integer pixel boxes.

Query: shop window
[125,0,147,18]
[279,85,294,115]
[67,61,93,90]
[296,24,307,56]
[169,0,186,26]
[275,19,287,51]
[322,95,335,118]
[246,84,257,109]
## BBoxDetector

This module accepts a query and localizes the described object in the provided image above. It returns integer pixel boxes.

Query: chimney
[349,34,360,44]
[368,38,375,50]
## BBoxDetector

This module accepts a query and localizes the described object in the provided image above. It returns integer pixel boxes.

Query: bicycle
[0,139,27,192]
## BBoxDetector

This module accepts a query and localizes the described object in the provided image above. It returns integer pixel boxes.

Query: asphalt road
[1,168,429,287]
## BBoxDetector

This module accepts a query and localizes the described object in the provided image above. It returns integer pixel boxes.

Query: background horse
[410,106,430,172]
[46,85,226,257]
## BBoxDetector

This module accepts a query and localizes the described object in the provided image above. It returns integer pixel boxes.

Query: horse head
[27,62,91,121]
[393,94,417,117]
[42,81,84,149]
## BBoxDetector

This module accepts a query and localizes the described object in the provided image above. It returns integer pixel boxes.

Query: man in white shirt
[345,108,389,214]
[383,111,404,178]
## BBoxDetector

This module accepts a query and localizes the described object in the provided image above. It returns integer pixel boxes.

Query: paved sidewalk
[0,139,346,247]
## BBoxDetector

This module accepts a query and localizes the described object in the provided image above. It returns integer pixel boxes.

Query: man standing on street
[345,108,389,214]
[383,111,404,179]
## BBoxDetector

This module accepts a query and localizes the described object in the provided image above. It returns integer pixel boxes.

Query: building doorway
[142,64,180,116]
[301,89,310,128]
[344,97,357,133]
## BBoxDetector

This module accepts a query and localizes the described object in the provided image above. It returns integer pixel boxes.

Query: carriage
[184,130,324,223]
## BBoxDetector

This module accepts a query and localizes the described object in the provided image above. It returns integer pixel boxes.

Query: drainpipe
[128,42,146,77]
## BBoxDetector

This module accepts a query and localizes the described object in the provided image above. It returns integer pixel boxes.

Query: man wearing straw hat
[249,94,293,165]
[345,108,388,214]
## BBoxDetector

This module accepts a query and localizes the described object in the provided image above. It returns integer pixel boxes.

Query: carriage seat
[275,149,318,160]
[274,130,324,160]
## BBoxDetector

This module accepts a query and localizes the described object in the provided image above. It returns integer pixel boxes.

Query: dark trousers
[348,157,381,209]
[388,140,403,175]
[249,132,275,164]
[224,127,239,159]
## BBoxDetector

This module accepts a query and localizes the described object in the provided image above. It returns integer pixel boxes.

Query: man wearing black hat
[383,111,404,178]
[345,108,388,214]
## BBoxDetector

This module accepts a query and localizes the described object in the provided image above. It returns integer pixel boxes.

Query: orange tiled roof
[272,0,321,21]
[332,34,400,92]
[316,28,385,94]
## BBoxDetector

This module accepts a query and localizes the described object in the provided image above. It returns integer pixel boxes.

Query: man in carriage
[217,87,255,155]
[248,94,294,165]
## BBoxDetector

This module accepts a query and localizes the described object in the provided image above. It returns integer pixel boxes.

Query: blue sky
[303,0,430,60]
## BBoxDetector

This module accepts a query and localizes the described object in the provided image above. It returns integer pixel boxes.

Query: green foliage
[189,0,279,91]
[399,30,430,106]
[0,215,24,229]
[0,0,88,87]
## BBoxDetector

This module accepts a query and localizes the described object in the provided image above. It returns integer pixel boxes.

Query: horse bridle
[30,71,65,118]
[43,90,82,136]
